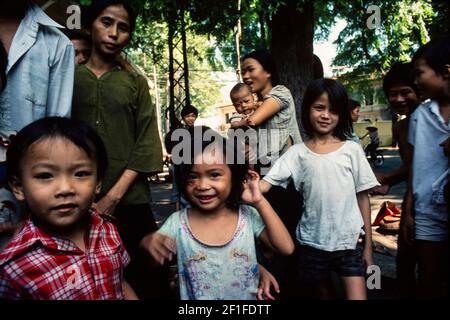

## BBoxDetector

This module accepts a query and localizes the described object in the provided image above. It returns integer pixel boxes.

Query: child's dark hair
[243,49,280,86]
[348,99,361,111]
[301,78,352,141]
[412,37,450,75]
[85,0,137,35]
[6,117,108,182]
[181,105,199,118]
[230,83,252,98]
[0,39,7,92]
[64,29,91,43]
[383,62,419,95]
[175,126,248,209]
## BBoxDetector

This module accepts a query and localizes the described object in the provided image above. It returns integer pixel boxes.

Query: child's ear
[9,176,25,201]
[95,181,102,195]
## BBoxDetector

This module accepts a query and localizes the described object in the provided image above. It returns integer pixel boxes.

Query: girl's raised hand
[140,232,177,266]
[241,170,263,205]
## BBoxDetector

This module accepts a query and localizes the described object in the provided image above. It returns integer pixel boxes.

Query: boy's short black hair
[301,78,352,141]
[412,37,450,75]
[85,0,137,34]
[243,49,280,86]
[230,83,252,98]
[0,39,7,92]
[383,62,419,95]
[348,98,361,111]
[175,126,248,209]
[7,117,108,182]
[181,105,199,118]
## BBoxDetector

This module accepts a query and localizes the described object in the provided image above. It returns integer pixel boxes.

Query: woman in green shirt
[72,0,167,299]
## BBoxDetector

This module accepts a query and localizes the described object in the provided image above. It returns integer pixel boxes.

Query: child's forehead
[192,148,227,165]
[26,136,90,160]
[231,87,252,99]
[414,57,430,68]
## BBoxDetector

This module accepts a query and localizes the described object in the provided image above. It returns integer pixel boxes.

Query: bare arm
[259,180,273,194]
[122,280,139,300]
[377,165,408,187]
[247,97,280,127]
[230,118,248,129]
[356,191,374,267]
[257,263,280,300]
[255,198,294,255]
[94,169,138,215]
[401,144,415,246]
[242,172,294,255]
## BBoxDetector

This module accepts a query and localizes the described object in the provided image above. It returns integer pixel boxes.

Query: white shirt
[263,141,379,251]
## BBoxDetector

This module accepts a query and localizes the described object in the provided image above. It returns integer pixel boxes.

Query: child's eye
[400,89,412,95]
[329,108,339,115]
[75,171,93,177]
[210,172,222,178]
[34,172,53,180]
[187,173,198,181]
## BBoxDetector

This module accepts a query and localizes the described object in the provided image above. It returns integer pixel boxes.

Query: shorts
[297,243,366,282]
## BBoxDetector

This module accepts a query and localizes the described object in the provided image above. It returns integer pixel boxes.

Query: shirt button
[96,121,100,125]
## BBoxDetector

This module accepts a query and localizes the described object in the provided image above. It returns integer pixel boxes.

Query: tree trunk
[270,0,315,134]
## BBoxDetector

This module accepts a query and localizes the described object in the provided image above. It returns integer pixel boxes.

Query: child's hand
[370,184,391,195]
[0,222,15,233]
[241,170,263,205]
[362,246,374,269]
[140,232,176,266]
[257,264,280,300]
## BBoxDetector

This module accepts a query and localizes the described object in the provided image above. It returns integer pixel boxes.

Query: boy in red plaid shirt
[0,117,137,299]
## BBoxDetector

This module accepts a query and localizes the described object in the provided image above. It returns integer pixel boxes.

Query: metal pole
[181,7,190,107]
[235,0,242,81]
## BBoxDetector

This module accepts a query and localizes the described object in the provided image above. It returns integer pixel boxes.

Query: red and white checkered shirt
[0,210,130,300]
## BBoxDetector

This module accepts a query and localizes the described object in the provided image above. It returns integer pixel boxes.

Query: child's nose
[395,94,405,102]
[55,177,76,197]
[196,178,210,190]
[321,110,330,118]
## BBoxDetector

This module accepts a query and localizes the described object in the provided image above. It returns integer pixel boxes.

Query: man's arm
[259,180,273,194]
[47,41,74,117]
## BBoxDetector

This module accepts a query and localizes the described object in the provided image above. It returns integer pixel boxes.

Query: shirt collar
[6,3,64,72]
[0,209,107,265]
[427,100,449,128]
[25,3,64,29]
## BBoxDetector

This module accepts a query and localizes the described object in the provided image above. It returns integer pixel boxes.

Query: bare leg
[341,276,367,300]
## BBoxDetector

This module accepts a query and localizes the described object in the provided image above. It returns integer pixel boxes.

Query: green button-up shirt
[72,65,162,205]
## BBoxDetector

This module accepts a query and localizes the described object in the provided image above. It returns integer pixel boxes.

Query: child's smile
[185,150,232,212]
